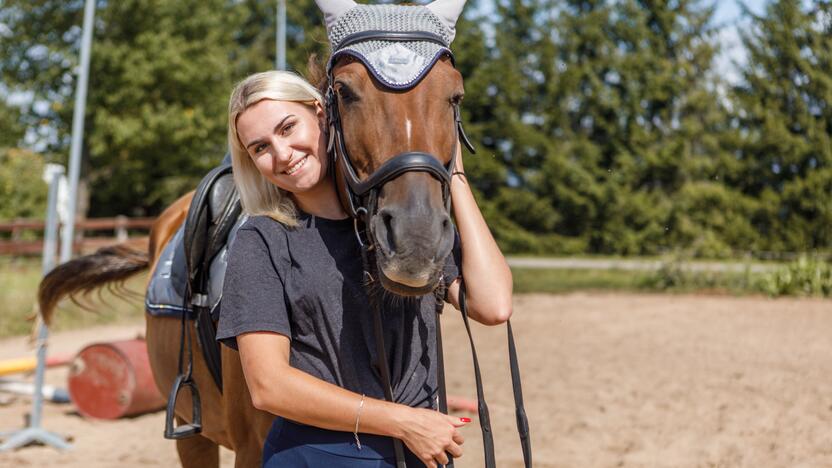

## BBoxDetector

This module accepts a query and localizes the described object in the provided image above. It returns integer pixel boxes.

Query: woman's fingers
[449,416,471,427]
[399,408,470,467]
[444,441,463,459]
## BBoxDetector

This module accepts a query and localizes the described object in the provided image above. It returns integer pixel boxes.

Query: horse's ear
[314,0,358,32]
[426,0,467,43]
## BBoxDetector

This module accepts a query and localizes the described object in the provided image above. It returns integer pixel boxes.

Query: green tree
[541,0,736,254]
[0,148,47,220]
[473,0,731,255]
[458,0,569,253]
[0,100,25,148]
[1,0,238,216]
[732,0,832,251]
[232,0,330,80]
[0,99,45,221]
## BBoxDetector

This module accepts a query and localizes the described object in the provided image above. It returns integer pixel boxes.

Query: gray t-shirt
[216,214,459,409]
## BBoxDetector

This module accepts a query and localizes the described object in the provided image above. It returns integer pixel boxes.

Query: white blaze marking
[405,117,412,145]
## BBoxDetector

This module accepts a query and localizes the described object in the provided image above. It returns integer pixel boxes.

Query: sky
[712,0,770,83]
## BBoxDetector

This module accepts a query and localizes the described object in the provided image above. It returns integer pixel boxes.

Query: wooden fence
[0,216,154,256]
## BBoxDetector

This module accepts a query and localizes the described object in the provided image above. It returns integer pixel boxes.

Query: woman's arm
[445,143,513,325]
[237,331,467,467]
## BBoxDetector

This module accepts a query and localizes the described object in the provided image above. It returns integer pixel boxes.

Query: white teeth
[285,156,308,175]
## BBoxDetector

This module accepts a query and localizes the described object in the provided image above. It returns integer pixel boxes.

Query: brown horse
[37,2,469,466]
[40,191,274,467]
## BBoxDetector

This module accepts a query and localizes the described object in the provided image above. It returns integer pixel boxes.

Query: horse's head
[317,0,472,296]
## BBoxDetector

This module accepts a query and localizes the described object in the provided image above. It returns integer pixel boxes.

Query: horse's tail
[38,244,150,325]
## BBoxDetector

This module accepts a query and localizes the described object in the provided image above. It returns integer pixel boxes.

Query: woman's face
[237,99,328,195]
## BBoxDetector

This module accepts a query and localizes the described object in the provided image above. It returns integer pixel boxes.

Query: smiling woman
[218,2,514,467]
[236,99,342,218]
[220,69,476,468]
[227,71,338,226]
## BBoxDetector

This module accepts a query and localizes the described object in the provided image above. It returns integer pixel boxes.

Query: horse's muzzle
[370,199,453,295]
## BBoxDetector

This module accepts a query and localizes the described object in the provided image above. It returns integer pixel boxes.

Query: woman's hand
[397,407,468,467]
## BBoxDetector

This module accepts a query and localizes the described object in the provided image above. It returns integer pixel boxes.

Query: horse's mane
[305,53,328,95]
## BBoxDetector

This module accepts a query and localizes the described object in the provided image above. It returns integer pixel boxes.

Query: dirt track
[0,293,830,467]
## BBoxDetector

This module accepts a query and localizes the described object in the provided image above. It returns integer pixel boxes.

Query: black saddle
[184,158,241,388]
[164,156,242,440]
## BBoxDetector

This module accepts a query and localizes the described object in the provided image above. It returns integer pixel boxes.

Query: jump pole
[59,0,96,263]
[0,354,72,377]
[0,166,72,451]
[276,0,286,70]
[3,0,99,448]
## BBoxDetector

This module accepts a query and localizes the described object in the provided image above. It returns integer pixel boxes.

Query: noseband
[324,30,476,225]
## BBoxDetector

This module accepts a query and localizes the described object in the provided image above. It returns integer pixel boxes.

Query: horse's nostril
[435,214,454,262]
[382,211,396,256]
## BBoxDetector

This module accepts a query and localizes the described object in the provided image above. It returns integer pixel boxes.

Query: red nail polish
[460,417,471,423]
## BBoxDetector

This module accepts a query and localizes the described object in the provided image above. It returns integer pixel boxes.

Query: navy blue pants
[262,417,427,467]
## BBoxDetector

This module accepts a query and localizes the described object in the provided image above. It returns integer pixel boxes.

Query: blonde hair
[228,70,324,226]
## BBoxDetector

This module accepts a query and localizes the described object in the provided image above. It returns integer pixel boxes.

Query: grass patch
[637,264,760,295]
[512,267,648,294]
[0,257,146,338]
[511,266,762,296]
[512,256,832,297]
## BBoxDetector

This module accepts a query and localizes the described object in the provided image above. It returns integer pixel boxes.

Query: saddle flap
[183,163,240,291]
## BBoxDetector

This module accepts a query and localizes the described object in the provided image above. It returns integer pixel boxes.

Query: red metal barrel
[67,338,165,419]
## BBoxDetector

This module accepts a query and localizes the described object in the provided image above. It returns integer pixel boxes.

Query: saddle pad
[327,4,453,90]
[145,216,247,319]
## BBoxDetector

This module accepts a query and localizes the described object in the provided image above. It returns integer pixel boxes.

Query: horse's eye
[450,93,464,106]
[335,82,359,104]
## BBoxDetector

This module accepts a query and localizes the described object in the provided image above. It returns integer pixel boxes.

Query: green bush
[638,256,684,290]
[639,255,761,294]
[757,256,832,297]
[0,148,47,220]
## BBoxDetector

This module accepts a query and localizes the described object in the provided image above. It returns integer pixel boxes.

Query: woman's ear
[315,101,327,127]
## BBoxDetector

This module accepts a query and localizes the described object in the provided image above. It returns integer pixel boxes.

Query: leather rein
[324,30,531,468]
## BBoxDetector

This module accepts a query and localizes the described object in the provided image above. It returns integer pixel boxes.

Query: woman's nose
[270,137,292,169]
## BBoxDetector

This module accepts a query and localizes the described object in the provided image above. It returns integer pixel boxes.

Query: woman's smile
[284,155,309,176]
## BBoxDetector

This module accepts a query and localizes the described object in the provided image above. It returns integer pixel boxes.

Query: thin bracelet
[452,171,466,178]
[353,394,365,450]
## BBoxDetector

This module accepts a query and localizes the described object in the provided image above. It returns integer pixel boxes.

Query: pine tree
[457,0,568,253]
[732,0,832,251]
[542,0,734,255]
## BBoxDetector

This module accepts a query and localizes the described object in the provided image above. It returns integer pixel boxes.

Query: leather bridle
[324,31,476,225]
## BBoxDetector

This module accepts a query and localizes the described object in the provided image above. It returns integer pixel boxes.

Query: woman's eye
[254,143,269,153]
[281,122,295,135]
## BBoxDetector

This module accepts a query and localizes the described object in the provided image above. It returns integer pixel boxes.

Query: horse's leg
[174,418,220,468]
[231,436,263,468]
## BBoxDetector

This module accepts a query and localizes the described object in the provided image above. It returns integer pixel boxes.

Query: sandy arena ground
[0,293,830,467]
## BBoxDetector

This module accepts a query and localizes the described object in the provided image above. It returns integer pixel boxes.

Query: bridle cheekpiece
[324,29,475,224]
